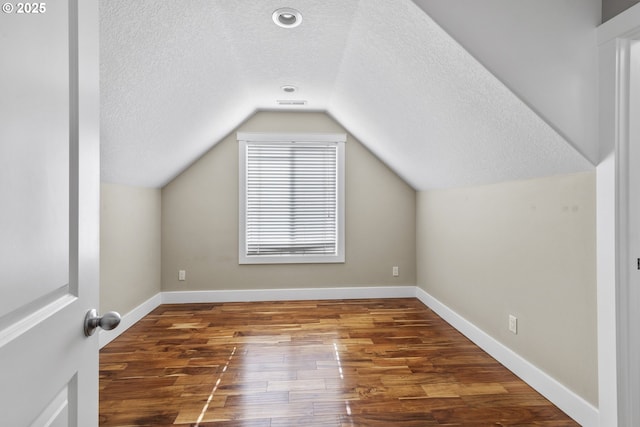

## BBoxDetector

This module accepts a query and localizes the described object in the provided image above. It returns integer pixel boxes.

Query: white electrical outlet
[178,270,186,281]
[392,266,399,277]
[508,315,518,334]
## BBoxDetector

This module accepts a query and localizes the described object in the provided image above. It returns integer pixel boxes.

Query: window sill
[239,254,345,265]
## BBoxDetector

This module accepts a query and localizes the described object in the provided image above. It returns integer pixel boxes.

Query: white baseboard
[100,286,414,347]
[414,287,598,427]
[161,285,416,304]
[99,293,162,348]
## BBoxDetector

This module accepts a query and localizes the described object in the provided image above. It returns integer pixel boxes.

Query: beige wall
[103,112,598,409]
[416,172,598,405]
[100,183,161,314]
[162,111,416,291]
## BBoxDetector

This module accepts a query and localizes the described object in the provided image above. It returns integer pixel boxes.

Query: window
[238,132,346,264]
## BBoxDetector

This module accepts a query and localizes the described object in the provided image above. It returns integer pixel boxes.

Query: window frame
[238,132,346,265]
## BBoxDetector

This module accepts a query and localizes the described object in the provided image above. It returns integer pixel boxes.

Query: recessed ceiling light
[272,8,302,28]
[281,85,297,93]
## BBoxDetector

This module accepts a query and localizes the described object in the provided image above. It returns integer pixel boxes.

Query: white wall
[413,0,600,163]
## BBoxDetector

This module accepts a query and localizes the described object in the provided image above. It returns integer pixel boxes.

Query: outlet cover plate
[508,315,517,334]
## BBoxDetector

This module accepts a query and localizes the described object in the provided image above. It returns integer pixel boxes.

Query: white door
[0,0,100,425]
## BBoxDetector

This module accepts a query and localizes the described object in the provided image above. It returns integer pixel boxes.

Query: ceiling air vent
[277,100,307,106]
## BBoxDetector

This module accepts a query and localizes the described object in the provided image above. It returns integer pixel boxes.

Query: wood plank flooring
[99,298,579,426]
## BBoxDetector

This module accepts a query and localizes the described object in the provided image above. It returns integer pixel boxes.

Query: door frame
[597,4,640,426]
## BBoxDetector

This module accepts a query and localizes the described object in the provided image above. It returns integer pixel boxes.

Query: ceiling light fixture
[272,8,302,28]
[281,85,297,93]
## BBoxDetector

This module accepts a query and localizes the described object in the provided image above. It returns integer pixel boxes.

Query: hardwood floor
[99,299,579,426]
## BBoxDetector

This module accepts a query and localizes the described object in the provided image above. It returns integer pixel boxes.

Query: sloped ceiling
[412,0,601,163]
[100,0,595,190]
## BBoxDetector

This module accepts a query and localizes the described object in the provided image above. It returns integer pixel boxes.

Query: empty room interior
[94,0,640,426]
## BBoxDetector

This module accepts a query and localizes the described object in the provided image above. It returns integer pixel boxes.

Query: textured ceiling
[100,0,594,190]
[412,0,601,163]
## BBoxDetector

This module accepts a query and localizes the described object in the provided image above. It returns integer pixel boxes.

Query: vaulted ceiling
[100,0,599,190]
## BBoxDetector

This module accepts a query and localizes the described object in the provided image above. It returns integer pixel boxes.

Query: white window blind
[238,133,345,264]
